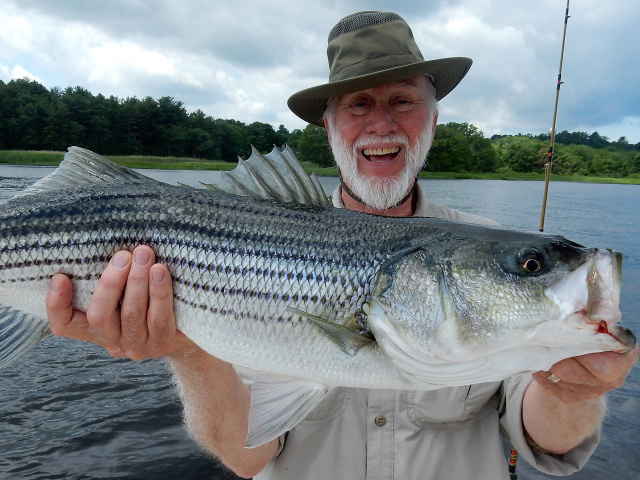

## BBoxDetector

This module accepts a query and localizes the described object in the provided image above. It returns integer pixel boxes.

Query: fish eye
[517,248,544,273]
[521,257,542,273]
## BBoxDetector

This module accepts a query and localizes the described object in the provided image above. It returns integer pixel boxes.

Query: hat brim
[288,57,472,127]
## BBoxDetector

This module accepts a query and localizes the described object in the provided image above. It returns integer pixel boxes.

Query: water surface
[1,166,638,479]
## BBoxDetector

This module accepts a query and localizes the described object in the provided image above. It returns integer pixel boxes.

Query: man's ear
[431,111,439,138]
[323,115,332,143]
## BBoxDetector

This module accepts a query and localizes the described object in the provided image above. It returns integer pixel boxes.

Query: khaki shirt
[255,185,598,479]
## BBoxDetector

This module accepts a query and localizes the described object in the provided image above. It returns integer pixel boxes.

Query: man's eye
[394,98,415,112]
[350,101,371,115]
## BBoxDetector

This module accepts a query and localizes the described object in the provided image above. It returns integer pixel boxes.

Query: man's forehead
[339,75,430,99]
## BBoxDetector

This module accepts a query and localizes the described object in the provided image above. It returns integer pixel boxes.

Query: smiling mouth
[362,147,401,161]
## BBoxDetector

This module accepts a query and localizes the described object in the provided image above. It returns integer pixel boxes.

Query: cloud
[9,65,45,84]
[0,0,638,142]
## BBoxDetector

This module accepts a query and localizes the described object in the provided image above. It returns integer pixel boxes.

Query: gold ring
[547,373,561,384]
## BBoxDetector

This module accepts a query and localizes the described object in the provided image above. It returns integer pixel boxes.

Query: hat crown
[287,11,472,127]
[327,11,425,83]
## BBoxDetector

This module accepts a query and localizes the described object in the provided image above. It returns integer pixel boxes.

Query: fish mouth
[546,249,636,353]
[596,322,636,353]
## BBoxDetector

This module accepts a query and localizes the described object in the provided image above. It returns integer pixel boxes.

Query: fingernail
[50,276,61,293]
[151,266,164,283]
[112,252,130,269]
[134,248,150,266]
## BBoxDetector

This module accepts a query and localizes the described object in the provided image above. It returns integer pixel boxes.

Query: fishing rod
[539,0,571,232]
[510,3,572,479]
[508,447,518,480]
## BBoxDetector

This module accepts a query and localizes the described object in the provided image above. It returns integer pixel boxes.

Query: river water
[0,165,638,480]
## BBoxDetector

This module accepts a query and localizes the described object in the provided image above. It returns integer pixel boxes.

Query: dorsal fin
[14,145,331,208]
[201,145,331,207]
[17,146,152,198]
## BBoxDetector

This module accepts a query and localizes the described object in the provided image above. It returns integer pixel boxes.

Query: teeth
[363,147,400,156]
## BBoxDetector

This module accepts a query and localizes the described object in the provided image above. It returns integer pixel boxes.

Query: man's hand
[46,245,277,475]
[524,345,638,454]
[46,245,196,360]
[532,345,639,403]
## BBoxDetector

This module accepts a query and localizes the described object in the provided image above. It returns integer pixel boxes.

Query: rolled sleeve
[499,373,599,475]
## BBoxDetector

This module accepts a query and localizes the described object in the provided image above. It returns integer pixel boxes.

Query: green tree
[212,119,249,161]
[428,122,497,172]
[275,124,290,148]
[587,131,609,149]
[247,122,278,153]
[495,136,546,173]
[297,124,333,167]
[1,78,51,149]
[2,77,637,170]
[286,129,303,150]
[553,144,595,175]
[632,153,640,174]
[427,124,471,172]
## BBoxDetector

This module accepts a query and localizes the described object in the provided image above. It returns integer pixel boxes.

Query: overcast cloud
[1,0,638,142]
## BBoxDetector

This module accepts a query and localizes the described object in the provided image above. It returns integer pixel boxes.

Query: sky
[1,0,639,143]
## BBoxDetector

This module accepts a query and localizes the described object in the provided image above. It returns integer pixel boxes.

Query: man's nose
[365,106,398,136]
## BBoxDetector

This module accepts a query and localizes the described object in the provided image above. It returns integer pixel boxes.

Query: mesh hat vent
[328,11,403,42]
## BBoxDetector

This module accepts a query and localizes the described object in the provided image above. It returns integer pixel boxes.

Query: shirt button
[374,415,387,427]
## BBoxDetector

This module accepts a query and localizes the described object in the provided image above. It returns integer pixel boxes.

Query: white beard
[328,122,434,211]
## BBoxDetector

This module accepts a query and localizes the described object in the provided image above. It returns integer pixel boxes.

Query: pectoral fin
[247,373,330,448]
[287,306,374,356]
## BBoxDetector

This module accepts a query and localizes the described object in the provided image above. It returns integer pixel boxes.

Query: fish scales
[0,146,635,447]
[1,176,427,388]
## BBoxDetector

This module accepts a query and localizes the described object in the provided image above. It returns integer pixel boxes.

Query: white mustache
[329,124,433,211]
[353,133,410,152]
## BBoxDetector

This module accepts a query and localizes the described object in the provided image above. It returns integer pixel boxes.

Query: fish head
[367,228,635,386]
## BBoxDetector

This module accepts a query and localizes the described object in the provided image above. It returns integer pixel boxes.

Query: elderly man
[46,11,638,480]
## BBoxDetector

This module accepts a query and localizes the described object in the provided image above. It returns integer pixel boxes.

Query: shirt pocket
[405,382,502,426]
[405,388,468,426]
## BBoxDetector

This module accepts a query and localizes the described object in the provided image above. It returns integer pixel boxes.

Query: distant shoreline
[1,150,639,185]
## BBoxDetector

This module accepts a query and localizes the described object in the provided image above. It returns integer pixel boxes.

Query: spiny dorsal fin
[201,145,331,207]
[17,146,153,198]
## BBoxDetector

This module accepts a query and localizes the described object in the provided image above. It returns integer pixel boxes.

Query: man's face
[324,75,438,211]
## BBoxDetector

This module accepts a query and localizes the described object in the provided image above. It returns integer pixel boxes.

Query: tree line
[0,78,298,160]
[2,78,639,177]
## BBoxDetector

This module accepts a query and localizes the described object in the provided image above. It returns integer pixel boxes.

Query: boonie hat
[288,11,472,127]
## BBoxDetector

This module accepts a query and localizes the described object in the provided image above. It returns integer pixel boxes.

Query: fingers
[533,345,640,404]
[89,246,164,359]
[147,264,178,343]
[145,263,198,358]
[573,346,639,385]
[46,274,74,330]
[120,247,154,346]
[46,274,92,342]
[85,250,133,356]
[121,251,182,359]
[544,357,598,386]
[46,246,191,360]
[532,368,605,404]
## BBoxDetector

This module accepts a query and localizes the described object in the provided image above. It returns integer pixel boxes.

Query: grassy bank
[418,170,640,184]
[1,150,639,184]
[0,150,237,171]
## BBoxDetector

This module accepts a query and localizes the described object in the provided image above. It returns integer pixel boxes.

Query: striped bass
[0,146,635,447]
